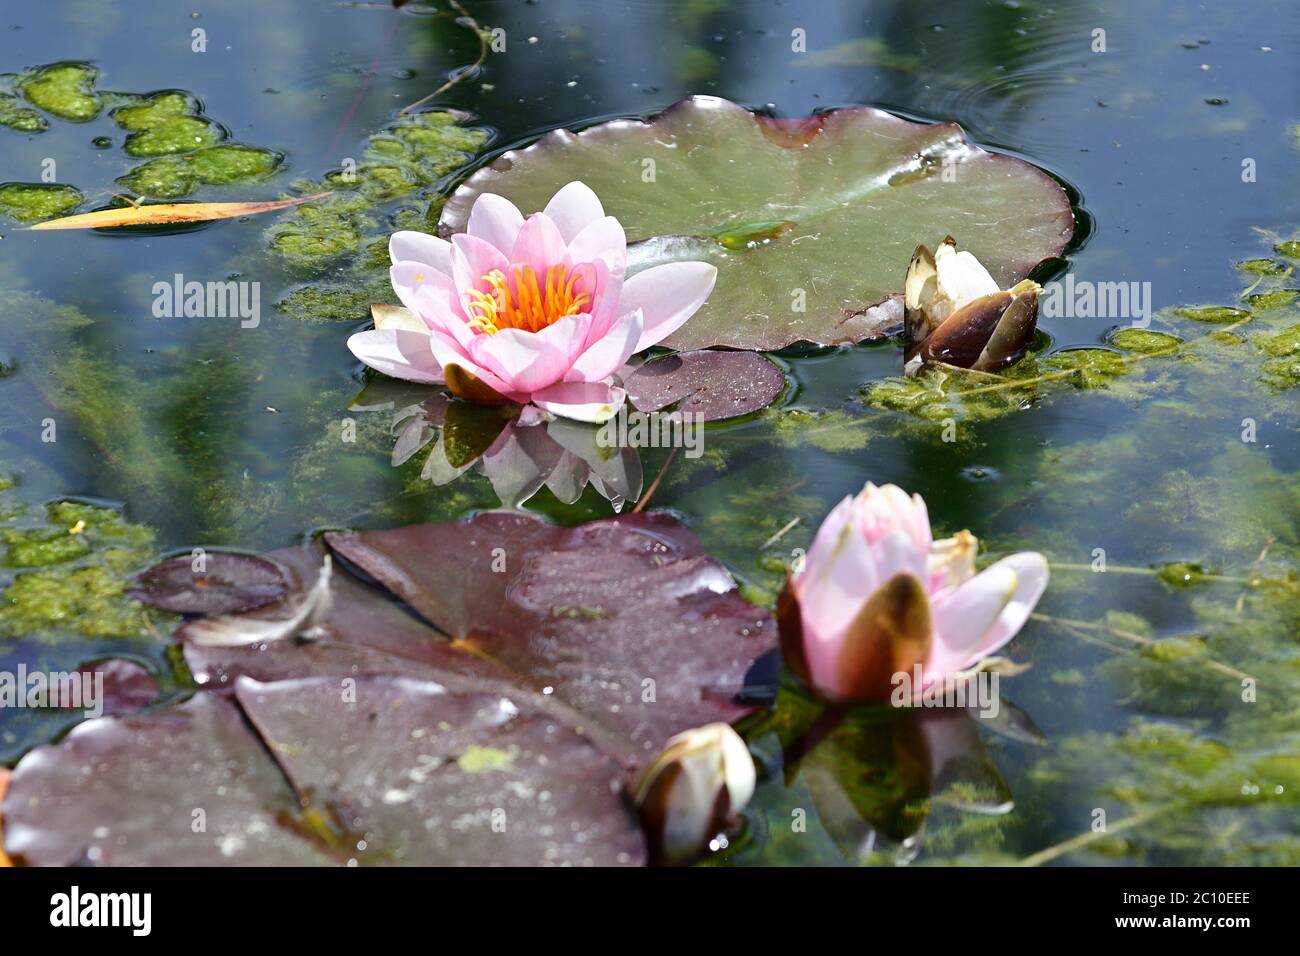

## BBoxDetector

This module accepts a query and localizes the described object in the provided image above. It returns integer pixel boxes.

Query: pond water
[1,0,1297,865]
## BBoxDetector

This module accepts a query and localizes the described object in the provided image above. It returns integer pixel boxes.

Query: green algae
[1173,305,1252,324]
[112,92,223,157]
[19,62,101,121]
[1236,257,1292,277]
[0,182,83,222]
[0,91,46,131]
[456,745,514,773]
[116,144,283,199]
[0,495,163,640]
[1153,561,1212,588]
[1275,240,1300,259]
[1245,288,1299,310]
[274,279,390,325]
[267,109,489,272]
[1108,328,1182,353]
[0,64,284,204]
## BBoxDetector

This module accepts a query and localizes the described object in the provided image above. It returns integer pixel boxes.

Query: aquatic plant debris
[28,193,329,230]
[441,96,1074,350]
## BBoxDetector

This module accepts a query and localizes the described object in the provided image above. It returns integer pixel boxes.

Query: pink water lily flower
[778,483,1048,705]
[348,181,717,423]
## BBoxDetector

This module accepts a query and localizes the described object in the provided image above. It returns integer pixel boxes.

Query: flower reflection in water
[386,392,643,510]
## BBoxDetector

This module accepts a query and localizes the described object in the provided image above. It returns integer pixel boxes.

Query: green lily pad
[441,96,1074,351]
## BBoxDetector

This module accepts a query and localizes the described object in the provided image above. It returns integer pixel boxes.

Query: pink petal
[567,216,627,273]
[566,308,643,383]
[450,233,510,305]
[622,262,718,352]
[579,257,625,345]
[797,509,884,671]
[530,380,627,423]
[469,314,588,394]
[926,559,1026,676]
[390,261,455,316]
[509,212,569,276]
[347,329,443,384]
[466,193,525,255]
[389,231,452,273]
[954,552,1048,670]
[425,328,515,397]
[543,181,605,243]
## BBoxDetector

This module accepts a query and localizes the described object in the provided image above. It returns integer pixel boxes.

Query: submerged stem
[1017,806,1170,867]
[1031,612,1256,683]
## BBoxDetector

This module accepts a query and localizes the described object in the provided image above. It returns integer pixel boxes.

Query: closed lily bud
[632,723,756,865]
[778,482,1049,705]
[903,237,1041,374]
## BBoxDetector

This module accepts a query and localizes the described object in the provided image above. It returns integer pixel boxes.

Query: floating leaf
[28,193,329,231]
[181,541,515,690]
[176,514,776,767]
[2,675,644,866]
[626,350,787,420]
[2,690,330,866]
[441,96,1073,350]
[320,514,775,766]
[131,552,290,614]
[234,676,645,865]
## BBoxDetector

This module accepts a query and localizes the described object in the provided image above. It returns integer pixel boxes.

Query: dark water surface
[1,0,1297,865]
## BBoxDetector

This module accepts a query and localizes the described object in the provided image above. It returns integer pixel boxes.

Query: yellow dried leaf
[28,193,330,231]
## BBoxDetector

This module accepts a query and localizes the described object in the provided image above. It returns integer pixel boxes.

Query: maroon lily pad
[180,540,517,691]
[440,96,1074,350]
[66,658,160,714]
[1,690,335,866]
[323,513,774,767]
[2,674,644,866]
[234,675,644,865]
[626,350,786,421]
[178,515,774,769]
[131,551,289,614]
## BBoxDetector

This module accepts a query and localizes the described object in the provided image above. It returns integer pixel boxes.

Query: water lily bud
[778,482,1049,705]
[632,723,756,865]
[904,237,1041,374]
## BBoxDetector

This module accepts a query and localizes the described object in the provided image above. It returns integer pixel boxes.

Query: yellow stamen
[464,265,591,335]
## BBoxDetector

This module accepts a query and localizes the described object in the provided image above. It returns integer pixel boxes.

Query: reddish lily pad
[324,513,774,766]
[2,675,644,866]
[180,540,516,690]
[179,515,774,769]
[441,96,1074,350]
[234,676,644,865]
[131,551,288,614]
[626,350,786,420]
[1,690,334,866]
